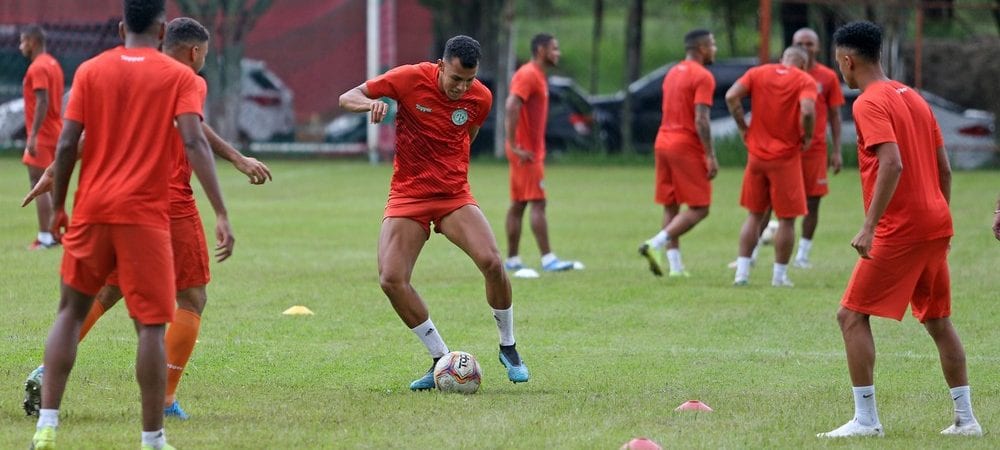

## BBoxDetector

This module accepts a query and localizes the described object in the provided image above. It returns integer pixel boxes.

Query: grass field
[1,155,998,449]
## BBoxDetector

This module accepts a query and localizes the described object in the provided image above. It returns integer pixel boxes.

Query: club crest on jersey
[451,108,469,126]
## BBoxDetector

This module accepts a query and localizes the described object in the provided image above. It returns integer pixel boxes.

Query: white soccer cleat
[817,419,884,438]
[772,276,794,287]
[792,257,812,269]
[940,421,983,436]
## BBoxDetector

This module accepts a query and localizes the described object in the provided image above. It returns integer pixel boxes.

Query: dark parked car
[592,58,756,151]
[326,75,597,156]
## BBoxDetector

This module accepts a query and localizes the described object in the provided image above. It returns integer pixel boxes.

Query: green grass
[1,155,998,448]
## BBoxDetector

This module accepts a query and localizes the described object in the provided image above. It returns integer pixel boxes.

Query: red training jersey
[737,63,818,160]
[168,76,209,219]
[509,61,548,160]
[853,80,952,244]
[63,46,205,229]
[805,63,845,154]
[23,52,64,150]
[654,59,715,154]
[366,62,492,199]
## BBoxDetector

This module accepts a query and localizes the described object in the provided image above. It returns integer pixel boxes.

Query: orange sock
[78,301,106,341]
[165,309,201,403]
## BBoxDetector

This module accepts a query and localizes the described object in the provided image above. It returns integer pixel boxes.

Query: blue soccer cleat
[542,258,575,272]
[498,345,530,383]
[409,369,435,391]
[164,400,189,420]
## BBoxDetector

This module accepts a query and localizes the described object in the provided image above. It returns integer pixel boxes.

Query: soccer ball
[759,219,779,245]
[433,351,482,394]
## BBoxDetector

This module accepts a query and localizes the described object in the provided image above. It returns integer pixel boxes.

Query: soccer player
[29,1,232,449]
[639,29,718,277]
[503,33,579,274]
[818,21,982,438]
[339,35,530,390]
[994,195,1000,241]
[21,17,271,422]
[19,24,64,250]
[725,47,816,287]
[791,28,846,268]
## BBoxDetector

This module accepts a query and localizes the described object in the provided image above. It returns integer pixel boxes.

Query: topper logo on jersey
[451,109,469,126]
[121,55,146,63]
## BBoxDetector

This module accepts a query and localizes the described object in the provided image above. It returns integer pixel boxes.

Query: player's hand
[512,147,534,163]
[850,226,875,259]
[993,212,1000,241]
[49,208,68,242]
[830,152,843,175]
[214,215,235,262]
[705,154,718,180]
[25,135,37,158]
[369,100,389,124]
[237,156,272,185]
[22,165,55,207]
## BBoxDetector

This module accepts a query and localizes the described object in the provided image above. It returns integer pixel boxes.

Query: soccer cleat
[30,426,56,450]
[504,260,524,271]
[668,270,690,278]
[941,420,983,436]
[164,400,189,420]
[24,365,44,416]
[28,240,58,251]
[409,359,437,391]
[733,278,749,287]
[817,419,884,438]
[727,258,756,269]
[498,344,529,383]
[792,257,813,269]
[638,242,665,276]
[771,276,795,287]
[541,259,575,272]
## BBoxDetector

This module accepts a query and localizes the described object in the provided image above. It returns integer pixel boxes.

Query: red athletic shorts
[507,157,545,202]
[841,237,951,323]
[740,154,807,218]
[384,195,478,236]
[23,144,55,170]
[655,145,711,207]
[61,223,175,324]
[801,149,829,197]
[106,214,210,291]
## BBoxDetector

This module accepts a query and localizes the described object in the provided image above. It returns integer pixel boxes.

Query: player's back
[742,63,816,159]
[66,46,202,228]
[658,60,714,147]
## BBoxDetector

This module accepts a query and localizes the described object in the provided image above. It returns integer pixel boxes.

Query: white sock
[492,307,515,346]
[37,232,55,245]
[735,257,752,281]
[949,385,977,424]
[37,409,58,429]
[852,385,879,426]
[666,249,683,272]
[796,238,812,261]
[141,429,166,449]
[506,255,522,267]
[410,319,449,358]
[541,253,558,267]
[750,245,760,261]
[648,230,669,248]
[772,263,788,282]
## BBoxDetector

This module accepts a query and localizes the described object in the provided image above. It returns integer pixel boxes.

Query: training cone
[620,437,662,450]
[675,400,713,412]
[513,268,540,278]
[282,305,315,316]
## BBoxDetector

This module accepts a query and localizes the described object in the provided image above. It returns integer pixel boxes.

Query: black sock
[499,344,521,365]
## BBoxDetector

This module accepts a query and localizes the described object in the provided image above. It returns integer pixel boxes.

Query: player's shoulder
[470,79,492,104]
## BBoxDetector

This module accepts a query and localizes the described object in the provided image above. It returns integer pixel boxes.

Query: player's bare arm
[339,83,389,124]
[800,98,816,151]
[49,119,84,239]
[202,122,272,184]
[178,113,235,262]
[505,94,532,162]
[828,105,843,173]
[22,134,86,207]
[851,142,902,259]
[725,82,750,139]
[695,103,717,179]
[934,146,952,204]
[25,88,48,157]
[469,125,481,143]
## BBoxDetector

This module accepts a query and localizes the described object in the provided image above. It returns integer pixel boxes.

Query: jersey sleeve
[174,71,206,120]
[365,64,419,101]
[853,97,896,152]
[509,67,534,102]
[474,86,493,128]
[799,73,818,101]
[736,67,756,91]
[64,64,88,124]
[693,70,715,106]
[26,65,48,92]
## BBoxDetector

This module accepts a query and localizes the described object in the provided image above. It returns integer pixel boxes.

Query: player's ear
[157,22,165,42]
[118,21,126,40]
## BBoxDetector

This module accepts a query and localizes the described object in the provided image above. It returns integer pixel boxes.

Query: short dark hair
[21,25,46,45]
[684,29,712,50]
[123,0,165,34]
[443,35,481,69]
[530,33,555,56]
[164,17,209,51]
[833,21,882,62]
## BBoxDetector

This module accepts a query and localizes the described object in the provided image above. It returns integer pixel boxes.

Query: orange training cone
[675,400,713,412]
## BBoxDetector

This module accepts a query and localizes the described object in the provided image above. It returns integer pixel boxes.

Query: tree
[175,0,274,143]
[704,0,756,56]
[620,0,642,154]
[590,0,603,95]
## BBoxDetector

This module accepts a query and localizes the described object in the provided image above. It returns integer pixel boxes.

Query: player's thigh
[739,157,769,214]
[665,149,711,207]
[841,242,926,321]
[801,150,829,197]
[910,238,952,323]
[378,217,429,281]
[438,205,502,265]
[113,225,175,325]
[766,157,807,218]
[171,215,210,292]
[510,161,545,202]
[654,150,676,205]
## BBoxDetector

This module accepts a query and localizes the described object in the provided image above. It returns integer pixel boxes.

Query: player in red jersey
[503,33,580,274]
[18,25,64,250]
[817,21,981,438]
[725,47,816,287]
[638,29,718,278]
[339,35,529,390]
[994,196,1000,240]
[790,28,846,268]
[29,2,232,449]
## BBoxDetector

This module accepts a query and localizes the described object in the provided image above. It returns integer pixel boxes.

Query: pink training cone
[674,400,714,412]
[620,437,662,450]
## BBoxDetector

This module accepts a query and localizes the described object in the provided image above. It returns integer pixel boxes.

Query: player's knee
[379,271,410,295]
[476,253,504,277]
[176,287,207,314]
[836,307,863,330]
